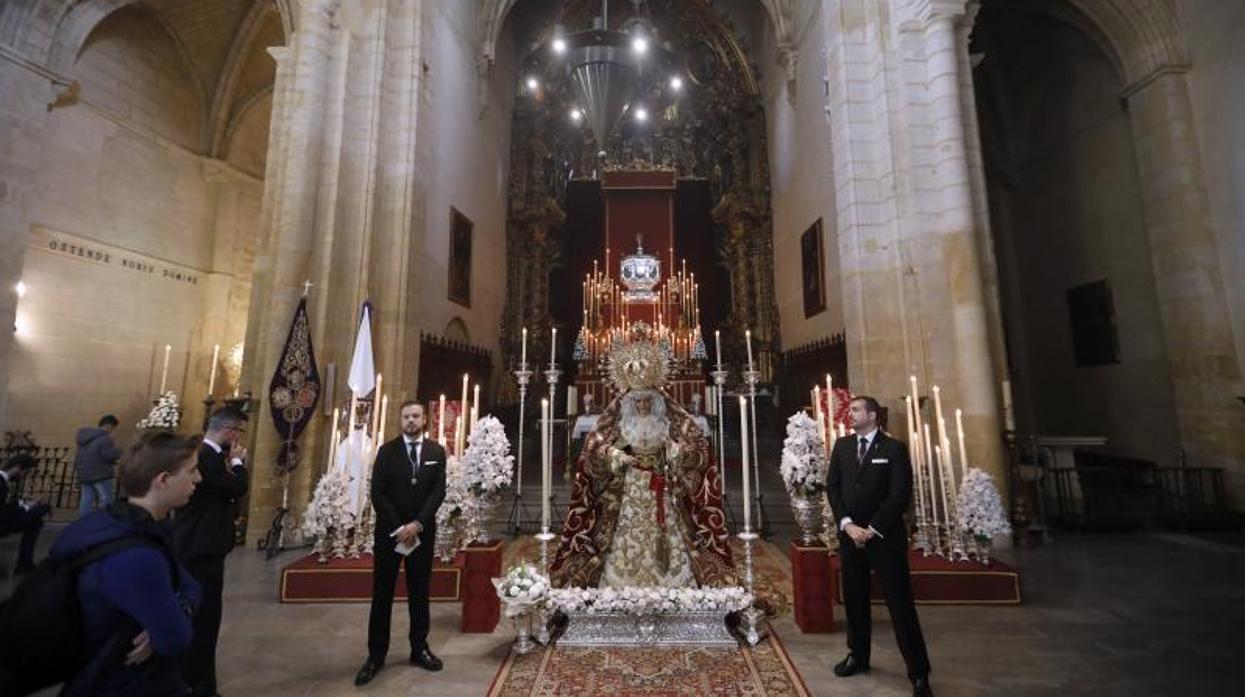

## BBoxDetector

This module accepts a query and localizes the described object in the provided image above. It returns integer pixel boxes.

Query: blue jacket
[49,501,202,696]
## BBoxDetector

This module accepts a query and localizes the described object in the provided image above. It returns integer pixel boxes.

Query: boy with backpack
[0,431,204,695]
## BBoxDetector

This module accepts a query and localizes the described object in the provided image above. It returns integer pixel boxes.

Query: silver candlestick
[736,530,768,646]
[711,369,736,530]
[535,528,556,645]
[544,366,562,526]
[742,369,769,539]
[507,365,534,536]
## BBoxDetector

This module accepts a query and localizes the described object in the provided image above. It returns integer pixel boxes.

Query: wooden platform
[279,552,464,603]
[831,550,1022,605]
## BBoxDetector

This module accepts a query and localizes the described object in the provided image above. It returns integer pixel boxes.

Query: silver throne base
[556,610,736,646]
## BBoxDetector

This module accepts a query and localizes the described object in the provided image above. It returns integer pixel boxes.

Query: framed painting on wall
[801,218,826,318]
[448,207,472,307]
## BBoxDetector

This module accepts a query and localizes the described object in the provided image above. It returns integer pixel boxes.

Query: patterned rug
[486,631,811,696]
[502,536,794,618]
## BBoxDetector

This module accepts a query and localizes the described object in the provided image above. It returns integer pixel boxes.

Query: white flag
[346,303,375,398]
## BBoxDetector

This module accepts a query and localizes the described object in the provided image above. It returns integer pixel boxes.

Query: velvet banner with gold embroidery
[268,295,321,473]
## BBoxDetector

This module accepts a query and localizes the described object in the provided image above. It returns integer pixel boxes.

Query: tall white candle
[924,424,938,526]
[472,384,481,430]
[739,396,751,532]
[208,344,220,395]
[541,398,551,530]
[159,344,171,393]
[377,394,389,444]
[935,445,951,532]
[825,374,835,450]
[521,327,528,367]
[438,395,446,443]
[956,408,968,474]
[745,330,754,370]
[328,407,340,469]
[371,373,383,441]
[550,327,557,366]
[458,373,469,454]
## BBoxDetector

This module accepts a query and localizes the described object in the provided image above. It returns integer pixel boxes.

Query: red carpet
[279,552,463,603]
[831,550,1021,605]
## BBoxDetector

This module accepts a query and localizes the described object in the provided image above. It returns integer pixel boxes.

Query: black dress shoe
[913,676,934,696]
[833,653,870,677]
[354,658,383,686]
[410,647,443,671]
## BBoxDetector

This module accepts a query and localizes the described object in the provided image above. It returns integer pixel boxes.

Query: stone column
[1123,70,1245,500]
[919,0,1005,481]
[242,0,341,544]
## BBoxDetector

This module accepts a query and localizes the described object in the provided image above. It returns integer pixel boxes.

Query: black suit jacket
[174,443,248,559]
[825,431,913,540]
[371,436,447,538]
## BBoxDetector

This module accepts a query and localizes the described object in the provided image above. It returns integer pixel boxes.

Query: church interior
[1,0,1243,695]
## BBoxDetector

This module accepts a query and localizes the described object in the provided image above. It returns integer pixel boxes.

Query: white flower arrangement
[460,416,514,496]
[957,467,1012,540]
[546,586,753,616]
[302,467,355,558]
[780,411,827,497]
[435,454,477,560]
[137,391,182,430]
[493,563,550,617]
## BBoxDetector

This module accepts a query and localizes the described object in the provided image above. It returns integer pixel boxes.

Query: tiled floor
[7,528,1244,696]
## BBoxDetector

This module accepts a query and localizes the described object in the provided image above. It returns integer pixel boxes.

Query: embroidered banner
[269,295,322,473]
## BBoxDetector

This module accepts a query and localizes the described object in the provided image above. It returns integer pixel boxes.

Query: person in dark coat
[826,395,933,697]
[0,453,51,573]
[354,401,447,686]
[74,414,124,516]
[50,431,203,696]
[174,406,248,697]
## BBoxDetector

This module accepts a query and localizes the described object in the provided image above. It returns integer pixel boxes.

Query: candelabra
[711,369,736,529]
[506,365,534,536]
[742,369,770,539]
[736,529,767,646]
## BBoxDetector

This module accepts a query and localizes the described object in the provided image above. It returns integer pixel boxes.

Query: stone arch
[208,1,285,158]
[444,318,471,344]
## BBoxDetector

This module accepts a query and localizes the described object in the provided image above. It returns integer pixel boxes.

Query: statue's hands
[609,446,634,474]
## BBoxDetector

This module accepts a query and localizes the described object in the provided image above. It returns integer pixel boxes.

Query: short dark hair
[98,414,119,428]
[851,395,882,418]
[399,400,424,413]
[206,406,248,432]
[118,431,202,497]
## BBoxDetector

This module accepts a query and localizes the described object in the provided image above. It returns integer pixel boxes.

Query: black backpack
[0,536,169,696]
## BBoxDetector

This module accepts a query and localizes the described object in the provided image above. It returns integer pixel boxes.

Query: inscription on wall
[29,226,205,286]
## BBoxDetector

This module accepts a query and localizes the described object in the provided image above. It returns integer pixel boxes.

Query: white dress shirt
[204,437,245,468]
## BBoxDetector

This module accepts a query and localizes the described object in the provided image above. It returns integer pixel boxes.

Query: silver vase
[477,491,498,544]
[790,495,824,546]
[512,612,534,654]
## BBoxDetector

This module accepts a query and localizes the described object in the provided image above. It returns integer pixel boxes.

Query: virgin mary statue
[550,337,735,589]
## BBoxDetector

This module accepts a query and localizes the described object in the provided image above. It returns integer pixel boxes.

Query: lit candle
[208,344,220,395]
[472,384,481,427]
[935,444,951,533]
[457,373,469,454]
[825,373,835,449]
[714,330,722,371]
[470,405,478,435]
[377,394,389,444]
[924,423,938,525]
[956,408,968,475]
[541,398,551,530]
[745,330,754,370]
[159,344,171,393]
[932,385,948,468]
[328,407,340,469]
[371,373,383,440]
[438,394,446,443]
[739,396,751,532]
[521,327,528,367]
[813,386,828,451]
[550,327,557,366]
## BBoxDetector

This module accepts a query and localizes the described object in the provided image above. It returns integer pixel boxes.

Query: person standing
[826,396,933,697]
[50,431,204,696]
[74,415,123,516]
[174,406,249,697]
[354,401,446,687]
[0,454,51,573]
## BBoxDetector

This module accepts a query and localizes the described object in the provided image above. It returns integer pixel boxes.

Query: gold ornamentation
[606,333,670,392]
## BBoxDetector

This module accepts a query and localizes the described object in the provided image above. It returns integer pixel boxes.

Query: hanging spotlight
[631,35,649,55]
[526,76,540,91]
[552,37,567,54]
[570,107,583,122]
[669,76,683,91]
[634,107,649,122]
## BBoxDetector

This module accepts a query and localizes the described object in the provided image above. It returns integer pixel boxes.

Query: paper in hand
[391,527,421,556]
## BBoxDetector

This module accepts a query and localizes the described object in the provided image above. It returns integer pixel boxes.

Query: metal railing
[1041,464,1235,530]
[1,444,83,521]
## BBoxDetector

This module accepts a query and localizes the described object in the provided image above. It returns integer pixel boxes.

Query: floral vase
[790,495,824,546]
[476,491,498,544]
[511,610,535,654]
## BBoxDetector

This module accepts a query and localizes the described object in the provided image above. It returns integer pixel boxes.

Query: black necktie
[858,437,868,463]
[408,441,420,475]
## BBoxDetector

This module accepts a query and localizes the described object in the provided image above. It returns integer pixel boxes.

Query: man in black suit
[826,395,933,697]
[175,406,249,697]
[355,400,447,686]
[0,453,51,573]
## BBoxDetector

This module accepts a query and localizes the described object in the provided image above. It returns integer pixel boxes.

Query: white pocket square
[871,458,889,464]
[423,460,440,466]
